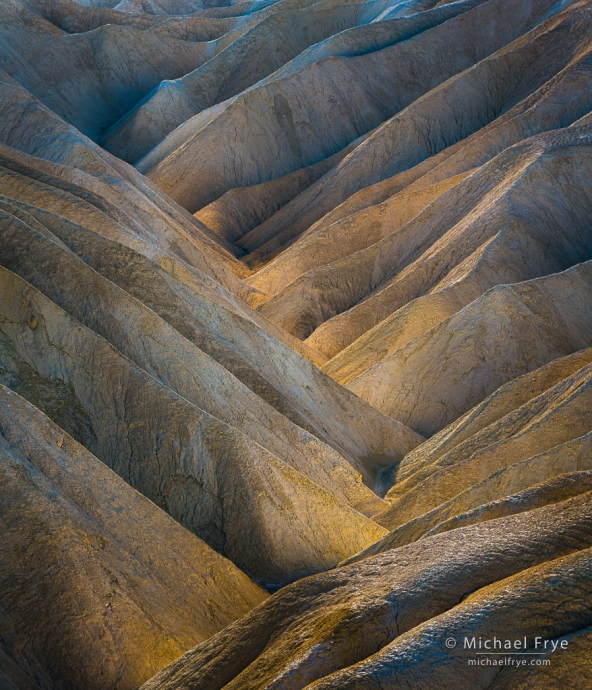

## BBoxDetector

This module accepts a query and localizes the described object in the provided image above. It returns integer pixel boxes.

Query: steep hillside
[1,0,591,687]
[0,385,266,690]
[143,498,592,689]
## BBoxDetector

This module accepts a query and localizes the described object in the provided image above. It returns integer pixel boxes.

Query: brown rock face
[0,385,266,690]
[141,497,592,689]
[2,0,592,687]
[0,265,388,585]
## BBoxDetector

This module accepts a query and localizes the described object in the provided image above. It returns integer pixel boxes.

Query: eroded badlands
[0,0,591,688]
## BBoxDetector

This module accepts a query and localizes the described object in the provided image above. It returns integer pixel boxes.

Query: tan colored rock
[113,0,472,163]
[0,85,424,483]
[308,548,592,689]
[0,266,389,584]
[103,0,384,163]
[140,494,592,689]
[261,126,592,349]
[349,261,592,436]
[348,463,592,560]
[0,158,422,489]
[247,171,471,295]
[0,384,266,690]
[375,358,592,529]
[396,347,592,481]
[148,15,242,42]
[197,132,370,245]
[0,75,250,276]
[114,0,207,14]
[0,203,390,516]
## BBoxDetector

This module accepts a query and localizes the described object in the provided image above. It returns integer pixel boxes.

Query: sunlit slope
[142,497,592,689]
[2,0,592,687]
[0,385,266,690]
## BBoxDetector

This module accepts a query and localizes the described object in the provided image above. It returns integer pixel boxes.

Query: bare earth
[1,0,591,688]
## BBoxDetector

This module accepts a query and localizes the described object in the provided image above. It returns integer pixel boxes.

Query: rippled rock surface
[1,0,591,687]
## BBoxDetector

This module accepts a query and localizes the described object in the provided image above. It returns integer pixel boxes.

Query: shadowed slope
[0,15,215,140]
[194,132,371,243]
[0,265,387,584]
[140,495,592,689]
[9,0,163,32]
[0,70,248,270]
[0,385,266,690]
[0,145,421,502]
[103,0,479,163]
[0,208,389,517]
